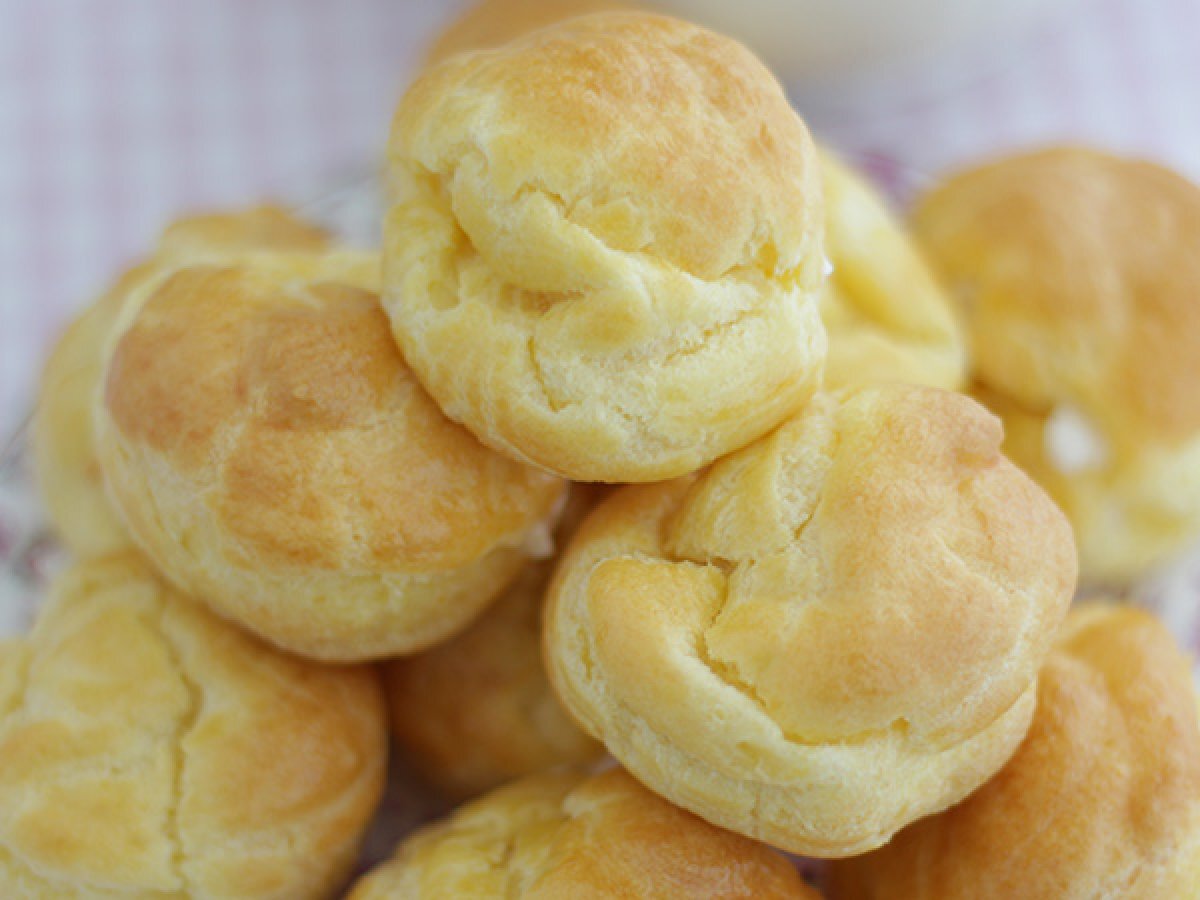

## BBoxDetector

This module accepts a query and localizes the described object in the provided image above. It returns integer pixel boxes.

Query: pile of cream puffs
[10,1,1200,897]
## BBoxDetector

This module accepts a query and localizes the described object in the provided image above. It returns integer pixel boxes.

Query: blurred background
[1,0,1198,436]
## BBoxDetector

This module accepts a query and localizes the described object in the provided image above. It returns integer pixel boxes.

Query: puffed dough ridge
[544,384,1077,856]
[385,11,827,481]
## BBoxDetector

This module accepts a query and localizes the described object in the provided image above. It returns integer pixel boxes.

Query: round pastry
[544,383,1077,857]
[0,553,386,899]
[32,206,329,559]
[94,250,566,662]
[818,148,964,391]
[830,605,1200,899]
[385,486,607,800]
[913,147,1200,581]
[425,0,629,66]
[385,11,827,482]
[346,767,820,898]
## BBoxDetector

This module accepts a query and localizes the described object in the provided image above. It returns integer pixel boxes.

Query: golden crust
[32,206,330,559]
[425,0,630,66]
[385,487,606,800]
[95,252,566,662]
[830,605,1200,899]
[818,148,964,391]
[544,384,1076,856]
[0,553,387,899]
[347,767,820,898]
[914,147,1200,579]
[385,11,826,481]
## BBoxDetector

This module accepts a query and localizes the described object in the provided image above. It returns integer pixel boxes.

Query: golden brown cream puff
[915,147,1200,581]
[830,604,1200,899]
[94,246,566,662]
[385,11,827,482]
[544,383,1077,856]
[32,206,329,558]
[0,553,386,898]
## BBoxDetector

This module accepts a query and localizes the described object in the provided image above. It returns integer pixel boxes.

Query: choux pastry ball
[544,383,1077,856]
[915,146,1200,581]
[0,553,386,899]
[94,242,565,662]
[32,206,329,559]
[830,605,1200,899]
[384,11,827,482]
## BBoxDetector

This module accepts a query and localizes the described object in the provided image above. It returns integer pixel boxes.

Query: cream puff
[32,206,329,558]
[385,11,827,481]
[830,605,1200,899]
[347,768,820,898]
[914,146,1200,581]
[94,246,565,662]
[0,553,386,898]
[544,383,1077,856]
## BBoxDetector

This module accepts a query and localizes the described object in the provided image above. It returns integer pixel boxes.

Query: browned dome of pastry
[96,253,565,661]
[0,553,386,899]
[385,11,826,481]
[830,605,1200,899]
[33,206,332,559]
[544,384,1077,856]
[914,146,1200,441]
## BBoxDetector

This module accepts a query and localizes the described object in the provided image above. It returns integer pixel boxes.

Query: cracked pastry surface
[818,148,964,391]
[94,245,565,662]
[385,486,606,800]
[0,553,386,899]
[384,11,827,482]
[914,147,1200,580]
[830,605,1200,899]
[346,767,820,899]
[32,206,330,559]
[543,384,1077,857]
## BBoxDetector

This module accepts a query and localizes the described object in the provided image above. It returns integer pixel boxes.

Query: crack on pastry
[155,603,201,897]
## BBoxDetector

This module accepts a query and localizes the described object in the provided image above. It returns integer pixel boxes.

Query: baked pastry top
[818,148,964,391]
[914,146,1200,580]
[0,553,386,899]
[32,206,329,559]
[544,383,1077,856]
[830,605,1200,899]
[94,247,565,661]
[347,767,820,898]
[385,11,827,481]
